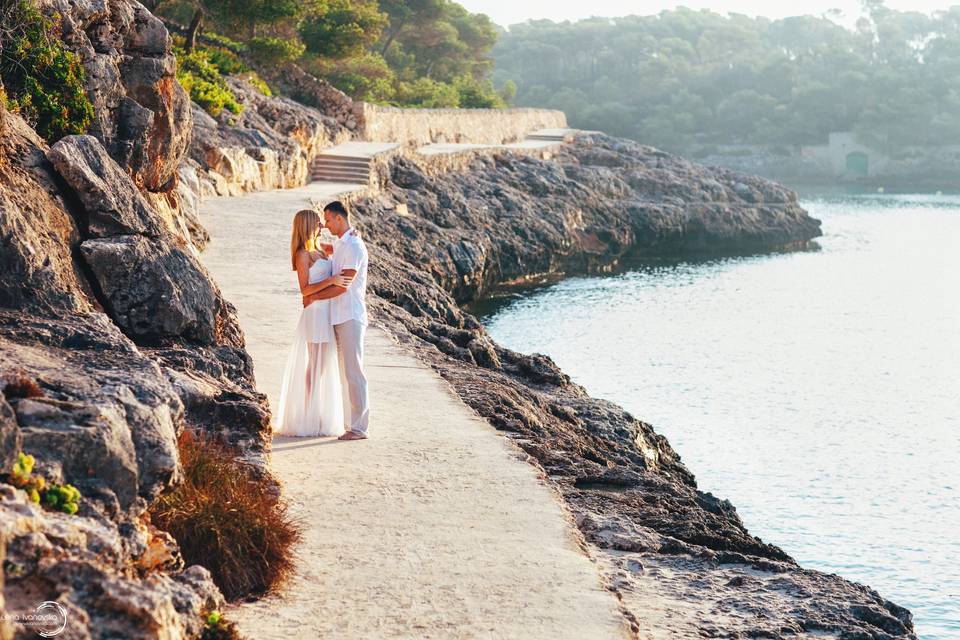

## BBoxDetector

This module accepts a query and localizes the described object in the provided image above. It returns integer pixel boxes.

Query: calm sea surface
[478,192,960,639]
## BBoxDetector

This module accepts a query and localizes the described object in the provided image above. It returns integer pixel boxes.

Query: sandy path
[198,184,626,639]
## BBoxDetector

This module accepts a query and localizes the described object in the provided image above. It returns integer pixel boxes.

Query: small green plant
[201,610,242,640]
[3,452,81,514]
[175,47,243,117]
[43,482,81,514]
[243,73,272,97]
[0,0,94,142]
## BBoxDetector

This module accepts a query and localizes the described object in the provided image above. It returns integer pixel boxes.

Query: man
[303,201,370,441]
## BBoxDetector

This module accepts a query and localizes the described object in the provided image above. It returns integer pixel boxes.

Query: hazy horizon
[459,0,960,28]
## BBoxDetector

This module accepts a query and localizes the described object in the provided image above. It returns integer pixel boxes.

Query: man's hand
[332,274,354,288]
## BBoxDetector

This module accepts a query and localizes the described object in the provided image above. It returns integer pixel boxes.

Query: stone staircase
[309,142,402,186]
[310,154,371,185]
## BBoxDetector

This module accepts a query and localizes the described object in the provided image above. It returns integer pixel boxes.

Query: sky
[458,0,960,28]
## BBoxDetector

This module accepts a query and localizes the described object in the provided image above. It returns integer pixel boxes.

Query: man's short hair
[324,200,350,222]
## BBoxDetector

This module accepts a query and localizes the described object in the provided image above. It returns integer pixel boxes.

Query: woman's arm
[295,252,353,297]
[302,269,356,307]
[301,273,353,297]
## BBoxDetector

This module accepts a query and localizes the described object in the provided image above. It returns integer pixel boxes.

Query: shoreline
[352,135,917,638]
[465,238,823,318]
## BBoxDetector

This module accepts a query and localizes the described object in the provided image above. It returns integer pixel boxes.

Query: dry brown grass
[151,429,301,601]
[1,370,43,400]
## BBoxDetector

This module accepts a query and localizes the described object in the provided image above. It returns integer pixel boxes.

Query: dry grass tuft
[2,370,43,400]
[151,429,301,601]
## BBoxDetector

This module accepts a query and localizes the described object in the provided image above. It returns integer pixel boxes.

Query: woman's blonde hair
[290,209,321,270]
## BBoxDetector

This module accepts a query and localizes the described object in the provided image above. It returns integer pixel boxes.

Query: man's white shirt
[331,230,368,326]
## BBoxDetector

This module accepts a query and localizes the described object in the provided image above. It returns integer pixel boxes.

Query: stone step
[311,163,370,173]
[312,155,372,166]
[311,166,370,177]
[310,171,370,184]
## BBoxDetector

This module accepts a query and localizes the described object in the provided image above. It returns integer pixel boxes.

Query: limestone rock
[0,485,223,640]
[47,135,166,237]
[79,235,240,346]
[188,78,344,195]
[0,311,182,512]
[0,392,19,472]
[44,0,192,192]
[365,133,821,304]
[0,113,92,313]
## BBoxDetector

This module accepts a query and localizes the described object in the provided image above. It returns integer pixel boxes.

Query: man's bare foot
[338,431,368,441]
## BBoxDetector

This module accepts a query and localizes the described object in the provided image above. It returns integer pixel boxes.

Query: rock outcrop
[185,77,348,200]
[345,137,914,638]
[365,133,821,306]
[0,6,269,633]
[258,62,362,132]
[46,0,192,193]
[39,0,207,252]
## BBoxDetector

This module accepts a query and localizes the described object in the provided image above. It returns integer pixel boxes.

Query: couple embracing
[275,201,370,441]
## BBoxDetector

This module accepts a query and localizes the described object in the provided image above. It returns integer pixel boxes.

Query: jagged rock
[48,135,166,237]
[0,392,19,472]
[370,134,821,304]
[0,113,92,314]
[0,485,223,640]
[150,346,271,458]
[0,311,182,512]
[45,0,192,192]
[79,235,241,346]
[188,77,344,196]
[0,3,274,635]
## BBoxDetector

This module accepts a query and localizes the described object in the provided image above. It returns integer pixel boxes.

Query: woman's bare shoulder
[294,249,313,267]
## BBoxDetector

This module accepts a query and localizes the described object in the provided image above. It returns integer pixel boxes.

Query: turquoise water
[480,194,960,639]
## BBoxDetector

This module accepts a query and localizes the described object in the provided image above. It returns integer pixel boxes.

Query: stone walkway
[198,182,626,639]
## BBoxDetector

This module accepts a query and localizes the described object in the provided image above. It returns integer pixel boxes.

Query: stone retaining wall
[358,103,567,145]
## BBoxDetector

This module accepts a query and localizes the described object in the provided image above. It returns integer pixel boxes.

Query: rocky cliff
[345,138,915,638]
[0,1,273,635]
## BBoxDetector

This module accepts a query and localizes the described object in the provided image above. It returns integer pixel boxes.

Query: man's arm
[302,269,356,307]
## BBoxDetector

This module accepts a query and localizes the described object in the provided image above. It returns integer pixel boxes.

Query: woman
[275,209,352,437]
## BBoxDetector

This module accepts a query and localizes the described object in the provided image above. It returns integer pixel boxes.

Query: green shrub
[454,75,504,109]
[307,53,394,103]
[0,0,94,142]
[202,45,247,75]
[247,36,305,65]
[150,430,302,600]
[200,31,246,54]
[174,47,243,117]
[394,77,460,108]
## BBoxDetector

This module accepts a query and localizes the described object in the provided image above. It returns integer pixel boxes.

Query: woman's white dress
[275,257,345,437]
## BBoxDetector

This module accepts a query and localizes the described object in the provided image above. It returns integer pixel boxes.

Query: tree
[300,0,387,59]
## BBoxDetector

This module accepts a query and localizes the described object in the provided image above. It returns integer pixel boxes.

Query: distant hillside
[491,4,960,155]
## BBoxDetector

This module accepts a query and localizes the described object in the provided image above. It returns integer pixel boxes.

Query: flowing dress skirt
[275,297,345,437]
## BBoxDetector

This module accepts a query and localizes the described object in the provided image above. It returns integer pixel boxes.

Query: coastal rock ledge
[348,134,915,638]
